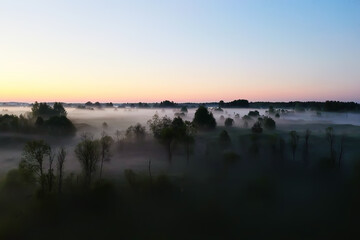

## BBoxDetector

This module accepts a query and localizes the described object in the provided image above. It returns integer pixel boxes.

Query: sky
[0,0,359,103]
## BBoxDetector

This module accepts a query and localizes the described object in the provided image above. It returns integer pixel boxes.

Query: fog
[1,106,360,176]
[2,105,360,239]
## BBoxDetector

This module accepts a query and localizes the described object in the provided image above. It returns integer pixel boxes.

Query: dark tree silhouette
[326,127,336,166]
[126,123,146,141]
[303,129,311,167]
[192,106,216,130]
[75,135,101,186]
[225,118,234,127]
[99,132,114,179]
[20,140,51,193]
[57,147,66,194]
[219,130,231,148]
[290,131,299,161]
[251,121,263,133]
[263,116,276,130]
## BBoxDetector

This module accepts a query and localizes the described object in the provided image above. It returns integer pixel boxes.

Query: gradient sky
[1,0,359,103]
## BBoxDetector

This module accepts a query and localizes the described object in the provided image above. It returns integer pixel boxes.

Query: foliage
[75,135,101,186]
[251,121,263,133]
[32,102,67,117]
[219,130,231,147]
[19,140,51,193]
[126,123,146,141]
[248,110,260,117]
[192,106,216,130]
[219,99,249,108]
[263,116,276,130]
[42,116,76,136]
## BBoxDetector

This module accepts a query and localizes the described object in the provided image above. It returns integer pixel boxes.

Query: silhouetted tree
[99,133,114,179]
[225,118,234,127]
[75,135,101,186]
[53,102,67,116]
[148,114,174,162]
[251,121,263,133]
[248,110,260,117]
[192,106,216,130]
[326,127,336,166]
[20,140,51,193]
[338,134,345,168]
[184,121,196,164]
[290,131,299,161]
[44,116,76,136]
[263,116,276,130]
[219,130,231,148]
[126,123,146,141]
[46,151,55,192]
[57,147,66,194]
[303,129,311,167]
[180,106,188,113]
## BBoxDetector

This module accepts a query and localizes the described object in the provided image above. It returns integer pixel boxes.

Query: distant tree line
[219,99,249,108]
[248,101,359,112]
[0,102,76,136]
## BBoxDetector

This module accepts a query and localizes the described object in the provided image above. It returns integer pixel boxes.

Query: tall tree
[99,132,114,179]
[57,147,66,194]
[20,140,51,193]
[75,135,101,186]
[289,131,299,161]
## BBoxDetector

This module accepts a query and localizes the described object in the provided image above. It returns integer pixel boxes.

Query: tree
[20,140,51,193]
[248,110,260,117]
[251,121,263,133]
[148,115,188,163]
[126,123,146,141]
[57,147,66,194]
[45,151,56,193]
[326,127,336,166]
[304,129,311,167]
[268,106,275,115]
[180,106,188,113]
[75,135,101,186]
[219,130,231,148]
[290,131,299,161]
[192,106,216,130]
[53,102,67,116]
[184,121,196,164]
[263,116,276,130]
[225,118,234,127]
[99,132,114,179]
[148,114,173,162]
[44,116,76,136]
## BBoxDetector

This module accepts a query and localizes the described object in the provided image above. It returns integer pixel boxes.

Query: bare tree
[57,147,66,194]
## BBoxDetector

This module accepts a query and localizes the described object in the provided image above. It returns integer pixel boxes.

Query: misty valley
[0,101,360,239]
